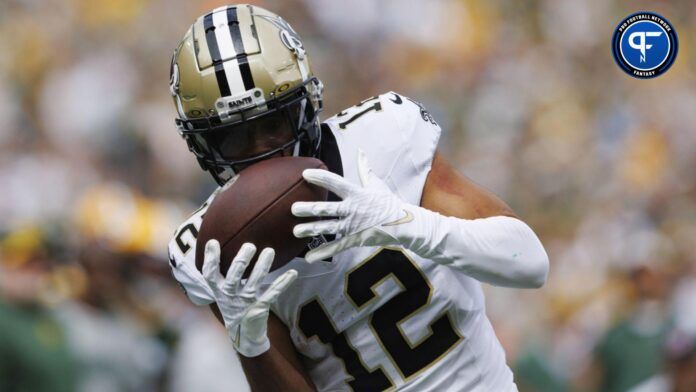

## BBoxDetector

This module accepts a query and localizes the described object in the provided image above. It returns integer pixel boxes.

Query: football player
[167,4,549,391]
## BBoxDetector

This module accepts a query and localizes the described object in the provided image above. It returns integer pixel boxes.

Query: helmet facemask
[176,77,323,185]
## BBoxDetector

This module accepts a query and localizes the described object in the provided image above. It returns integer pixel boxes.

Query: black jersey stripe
[227,7,255,90]
[203,11,231,96]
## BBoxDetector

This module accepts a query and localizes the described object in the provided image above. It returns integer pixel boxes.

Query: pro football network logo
[611,12,678,79]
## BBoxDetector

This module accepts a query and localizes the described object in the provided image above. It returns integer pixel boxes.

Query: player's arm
[420,152,515,220]
[202,241,315,391]
[239,314,315,391]
[292,149,549,288]
[210,306,315,391]
[417,151,548,287]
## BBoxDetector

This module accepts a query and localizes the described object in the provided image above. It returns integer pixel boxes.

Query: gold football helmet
[170,4,323,184]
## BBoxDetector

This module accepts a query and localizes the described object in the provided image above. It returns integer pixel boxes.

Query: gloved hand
[202,240,298,357]
[292,149,418,263]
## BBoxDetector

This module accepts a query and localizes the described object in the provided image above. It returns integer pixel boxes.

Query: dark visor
[190,105,301,161]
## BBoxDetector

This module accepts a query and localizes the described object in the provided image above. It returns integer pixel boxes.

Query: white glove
[202,240,298,357]
[292,150,549,288]
[292,149,409,263]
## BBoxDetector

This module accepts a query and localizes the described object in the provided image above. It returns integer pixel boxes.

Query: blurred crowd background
[0,0,694,391]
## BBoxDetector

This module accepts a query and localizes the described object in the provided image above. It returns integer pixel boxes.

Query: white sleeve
[396,205,550,288]
[431,215,549,288]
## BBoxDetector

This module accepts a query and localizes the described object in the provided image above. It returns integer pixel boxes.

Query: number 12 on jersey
[298,249,462,390]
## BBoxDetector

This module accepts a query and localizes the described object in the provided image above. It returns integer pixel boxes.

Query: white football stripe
[213,10,236,57]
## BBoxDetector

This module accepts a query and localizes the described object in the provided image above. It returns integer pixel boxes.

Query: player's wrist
[228,318,272,357]
[384,203,442,257]
[237,337,271,358]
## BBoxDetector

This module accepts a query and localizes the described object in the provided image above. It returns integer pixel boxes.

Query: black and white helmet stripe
[203,6,255,97]
[226,7,255,91]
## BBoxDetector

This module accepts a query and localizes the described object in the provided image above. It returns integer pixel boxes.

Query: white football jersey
[168,92,517,391]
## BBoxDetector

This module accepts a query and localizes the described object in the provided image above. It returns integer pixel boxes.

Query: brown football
[195,156,328,277]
